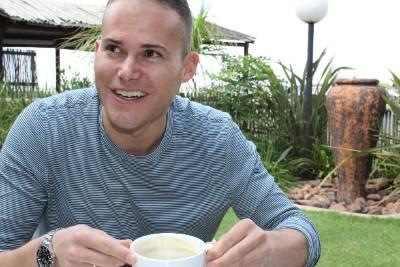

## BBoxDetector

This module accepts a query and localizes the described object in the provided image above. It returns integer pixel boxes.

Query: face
[94,0,198,144]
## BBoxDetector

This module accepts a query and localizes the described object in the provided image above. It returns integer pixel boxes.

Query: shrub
[0,83,50,149]
[193,54,287,149]
[369,71,400,201]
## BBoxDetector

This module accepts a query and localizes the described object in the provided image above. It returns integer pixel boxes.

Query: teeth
[115,90,145,98]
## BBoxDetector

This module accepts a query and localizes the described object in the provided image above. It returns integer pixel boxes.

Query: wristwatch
[36,228,62,267]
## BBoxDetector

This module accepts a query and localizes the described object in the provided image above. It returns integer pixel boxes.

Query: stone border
[296,204,400,219]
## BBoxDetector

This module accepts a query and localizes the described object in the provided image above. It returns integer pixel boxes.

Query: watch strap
[37,228,63,267]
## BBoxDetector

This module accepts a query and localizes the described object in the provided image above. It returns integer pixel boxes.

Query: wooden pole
[31,50,37,91]
[244,43,249,56]
[0,23,5,82]
[55,47,61,92]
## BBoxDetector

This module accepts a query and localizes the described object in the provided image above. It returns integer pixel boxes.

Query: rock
[304,192,313,200]
[309,180,321,187]
[366,200,378,207]
[381,207,397,215]
[365,184,377,194]
[296,199,315,206]
[320,182,334,188]
[377,189,391,198]
[325,191,337,202]
[386,202,396,210]
[355,197,366,206]
[392,202,400,213]
[347,203,363,213]
[314,195,331,209]
[310,187,320,195]
[288,179,400,216]
[376,179,390,191]
[288,188,303,200]
[367,194,382,201]
[320,187,337,194]
[329,202,347,212]
[302,184,312,192]
[367,206,382,215]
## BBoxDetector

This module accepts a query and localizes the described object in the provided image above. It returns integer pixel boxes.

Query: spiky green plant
[369,71,400,201]
[262,144,297,193]
[59,27,100,52]
[278,49,350,176]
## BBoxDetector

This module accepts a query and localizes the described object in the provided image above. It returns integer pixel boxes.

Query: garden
[1,7,400,267]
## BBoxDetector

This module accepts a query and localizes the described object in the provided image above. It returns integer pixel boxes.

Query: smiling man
[0,0,320,266]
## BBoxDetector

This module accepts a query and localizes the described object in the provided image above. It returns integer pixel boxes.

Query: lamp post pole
[304,22,314,156]
[295,0,328,157]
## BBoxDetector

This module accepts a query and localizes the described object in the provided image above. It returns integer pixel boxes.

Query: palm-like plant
[277,49,351,176]
[191,6,222,55]
[59,27,100,52]
[278,49,349,153]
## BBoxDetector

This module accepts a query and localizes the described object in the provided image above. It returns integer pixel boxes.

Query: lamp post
[296,0,328,157]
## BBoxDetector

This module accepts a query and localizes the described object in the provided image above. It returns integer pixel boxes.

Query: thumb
[119,239,133,248]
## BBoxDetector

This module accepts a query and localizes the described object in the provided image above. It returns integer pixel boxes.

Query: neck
[102,110,168,156]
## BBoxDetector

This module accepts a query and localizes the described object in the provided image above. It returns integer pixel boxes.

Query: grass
[215,209,400,267]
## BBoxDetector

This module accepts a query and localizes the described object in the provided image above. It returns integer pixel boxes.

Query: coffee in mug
[130,233,210,267]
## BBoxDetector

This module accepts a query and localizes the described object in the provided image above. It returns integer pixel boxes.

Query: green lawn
[215,209,400,267]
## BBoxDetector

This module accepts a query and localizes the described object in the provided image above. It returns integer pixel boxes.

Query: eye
[143,49,162,59]
[104,44,121,54]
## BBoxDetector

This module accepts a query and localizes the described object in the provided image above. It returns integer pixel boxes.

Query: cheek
[94,59,116,86]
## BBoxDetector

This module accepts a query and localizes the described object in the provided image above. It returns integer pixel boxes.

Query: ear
[95,40,100,53]
[180,52,199,83]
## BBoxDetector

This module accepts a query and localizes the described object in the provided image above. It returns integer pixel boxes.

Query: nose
[117,56,141,81]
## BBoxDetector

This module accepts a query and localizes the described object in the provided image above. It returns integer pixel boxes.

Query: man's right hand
[52,225,135,267]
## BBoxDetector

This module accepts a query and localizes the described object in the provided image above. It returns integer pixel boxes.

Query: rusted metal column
[326,79,386,204]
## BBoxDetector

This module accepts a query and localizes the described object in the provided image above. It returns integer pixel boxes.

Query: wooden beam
[55,47,61,92]
[31,51,37,91]
[0,22,5,82]
[244,43,249,56]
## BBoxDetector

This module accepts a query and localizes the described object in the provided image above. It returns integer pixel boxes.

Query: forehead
[102,0,182,34]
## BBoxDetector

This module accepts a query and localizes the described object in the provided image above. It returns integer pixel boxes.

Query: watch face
[37,244,53,267]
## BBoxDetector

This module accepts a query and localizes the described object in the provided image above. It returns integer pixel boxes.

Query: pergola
[0,0,255,91]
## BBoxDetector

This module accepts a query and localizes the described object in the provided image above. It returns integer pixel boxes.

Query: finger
[67,246,126,267]
[207,219,256,261]
[119,239,133,248]
[236,244,269,267]
[77,228,131,262]
[208,229,267,266]
[118,239,136,265]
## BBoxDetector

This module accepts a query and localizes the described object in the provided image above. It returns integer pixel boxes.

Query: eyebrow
[101,38,122,45]
[141,44,168,54]
[101,38,168,53]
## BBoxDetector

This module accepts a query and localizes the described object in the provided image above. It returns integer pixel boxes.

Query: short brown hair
[105,0,193,54]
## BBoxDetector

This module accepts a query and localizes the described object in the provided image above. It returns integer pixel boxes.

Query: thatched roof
[0,0,255,48]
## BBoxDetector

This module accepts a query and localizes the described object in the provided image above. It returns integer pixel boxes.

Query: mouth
[113,90,147,101]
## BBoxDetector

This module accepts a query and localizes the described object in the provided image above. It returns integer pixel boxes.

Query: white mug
[130,233,211,267]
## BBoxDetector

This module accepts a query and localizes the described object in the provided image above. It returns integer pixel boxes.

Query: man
[0,0,320,266]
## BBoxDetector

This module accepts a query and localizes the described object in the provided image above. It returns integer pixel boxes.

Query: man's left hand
[206,219,269,267]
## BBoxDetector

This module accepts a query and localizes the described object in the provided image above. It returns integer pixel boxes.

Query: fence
[2,48,38,91]
[183,89,400,147]
[381,99,399,141]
